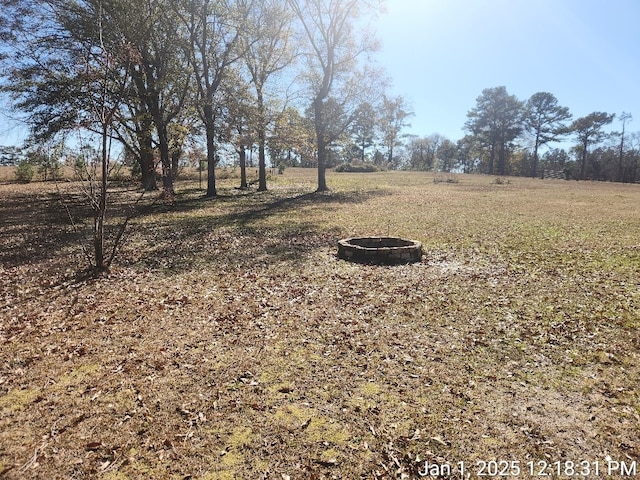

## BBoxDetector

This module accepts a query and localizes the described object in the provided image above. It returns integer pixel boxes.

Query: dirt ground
[1,170,639,479]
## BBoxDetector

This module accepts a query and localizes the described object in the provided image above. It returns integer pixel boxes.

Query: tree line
[0,0,400,194]
[405,87,637,183]
[1,2,636,190]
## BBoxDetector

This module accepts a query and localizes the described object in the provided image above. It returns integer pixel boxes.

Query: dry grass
[0,166,17,183]
[1,169,639,479]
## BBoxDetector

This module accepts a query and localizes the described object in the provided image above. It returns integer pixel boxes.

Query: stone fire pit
[337,237,423,264]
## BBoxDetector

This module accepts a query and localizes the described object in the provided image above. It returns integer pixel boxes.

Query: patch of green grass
[0,388,40,413]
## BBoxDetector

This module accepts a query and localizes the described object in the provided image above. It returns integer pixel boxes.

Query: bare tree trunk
[94,120,108,272]
[314,99,328,192]
[205,108,217,197]
[498,141,506,176]
[256,90,268,191]
[171,150,180,181]
[140,149,157,191]
[617,119,626,182]
[138,119,157,190]
[580,141,588,180]
[531,134,540,178]
[157,124,174,199]
[316,141,328,192]
[488,142,495,175]
[258,131,267,191]
[239,146,248,189]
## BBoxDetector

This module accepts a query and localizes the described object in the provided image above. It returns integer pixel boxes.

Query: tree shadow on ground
[1,185,390,274]
[0,185,390,317]
[124,188,392,273]
[0,186,150,269]
[0,191,87,268]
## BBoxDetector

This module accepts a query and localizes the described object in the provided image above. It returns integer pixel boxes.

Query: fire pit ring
[337,237,423,264]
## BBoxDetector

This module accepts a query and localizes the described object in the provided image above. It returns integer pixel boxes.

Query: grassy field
[0,167,13,183]
[1,169,639,479]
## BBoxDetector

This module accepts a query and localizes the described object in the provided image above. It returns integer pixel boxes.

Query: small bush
[15,161,35,183]
[492,176,511,185]
[433,173,460,184]
[39,160,64,181]
[335,162,380,173]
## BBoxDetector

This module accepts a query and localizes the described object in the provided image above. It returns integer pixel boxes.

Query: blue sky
[0,93,26,147]
[2,0,638,149]
[374,0,640,142]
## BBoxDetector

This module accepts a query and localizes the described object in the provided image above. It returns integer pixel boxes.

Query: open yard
[1,169,639,479]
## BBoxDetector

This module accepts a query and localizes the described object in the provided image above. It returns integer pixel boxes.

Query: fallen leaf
[85,442,102,451]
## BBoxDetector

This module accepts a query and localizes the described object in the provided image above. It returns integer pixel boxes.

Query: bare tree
[181,0,253,197]
[287,0,385,191]
[616,112,632,182]
[243,0,295,191]
[221,68,258,190]
[379,95,413,166]
[124,0,192,200]
[2,0,192,198]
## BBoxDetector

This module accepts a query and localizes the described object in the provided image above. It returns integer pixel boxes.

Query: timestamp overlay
[418,458,638,478]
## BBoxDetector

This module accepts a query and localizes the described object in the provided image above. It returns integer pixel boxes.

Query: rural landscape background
[1,168,639,478]
[1,0,639,478]
[1,0,639,189]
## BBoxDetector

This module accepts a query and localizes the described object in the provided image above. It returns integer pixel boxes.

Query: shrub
[38,159,64,181]
[492,177,511,185]
[15,160,35,183]
[433,173,460,184]
[335,162,380,173]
